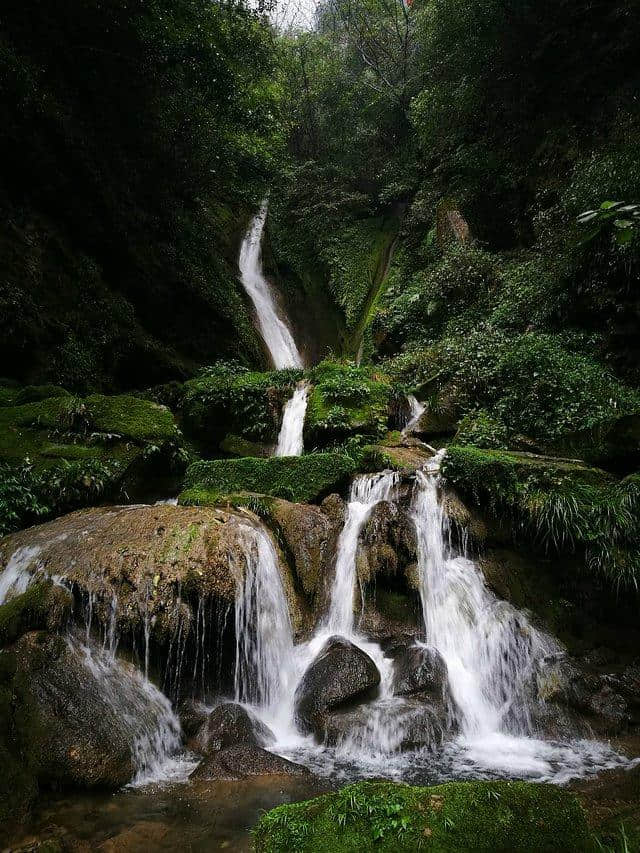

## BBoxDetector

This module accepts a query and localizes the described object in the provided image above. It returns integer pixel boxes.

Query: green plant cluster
[305,360,392,448]
[182,363,302,448]
[182,452,356,504]
[443,446,640,588]
[253,780,595,852]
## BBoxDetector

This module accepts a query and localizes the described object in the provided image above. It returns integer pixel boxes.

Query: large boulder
[0,504,307,643]
[294,637,381,735]
[8,631,174,789]
[191,745,309,781]
[193,702,273,754]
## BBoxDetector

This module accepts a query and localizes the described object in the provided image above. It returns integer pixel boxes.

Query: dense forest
[1,0,640,850]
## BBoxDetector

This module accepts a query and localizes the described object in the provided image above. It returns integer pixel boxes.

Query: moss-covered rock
[442,445,640,588]
[0,391,186,534]
[253,780,596,852]
[182,453,357,504]
[0,582,71,648]
[304,361,392,448]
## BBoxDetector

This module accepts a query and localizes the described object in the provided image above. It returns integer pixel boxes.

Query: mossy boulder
[0,581,72,648]
[441,446,640,588]
[0,390,186,534]
[304,361,392,447]
[181,453,357,505]
[253,780,596,852]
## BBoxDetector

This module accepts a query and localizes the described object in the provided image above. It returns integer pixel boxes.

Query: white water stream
[239,200,303,370]
[275,381,309,456]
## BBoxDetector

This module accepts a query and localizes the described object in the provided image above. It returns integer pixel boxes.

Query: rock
[0,503,306,642]
[194,702,273,754]
[359,588,421,645]
[253,780,595,853]
[436,203,472,247]
[190,745,309,781]
[392,645,448,699]
[268,498,342,604]
[294,637,381,735]
[11,632,152,788]
[177,698,210,739]
[324,699,446,752]
[357,502,416,585]
[413,408,457,438]
[441,488,487,543]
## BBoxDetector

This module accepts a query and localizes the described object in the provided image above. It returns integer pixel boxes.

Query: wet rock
[414,408,457,438]
[359,588,421,645]
[177,698,210,739]
[0,504,306,642]
[190,745,309,781]
[194,702,273,754]
[268,498,342,603]
[11,632,141,788]
[441,489,487,543]
[392,644,448,699]
[323,699,446,751]
[294,637,381,735]
[357,502,416,586]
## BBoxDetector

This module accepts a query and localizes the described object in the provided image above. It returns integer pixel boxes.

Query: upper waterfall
[238,200,304,370]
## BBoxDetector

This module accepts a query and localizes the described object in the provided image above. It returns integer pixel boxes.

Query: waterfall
[402,395,425,434]
[233,520,296,715]
[410,454,629,780]
[275,381,309,457]
[239,200,303,370]
[324,471,399,636]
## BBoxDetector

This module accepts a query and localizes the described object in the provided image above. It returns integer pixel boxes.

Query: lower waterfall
[275,381,309,457]
[239,457,630,784]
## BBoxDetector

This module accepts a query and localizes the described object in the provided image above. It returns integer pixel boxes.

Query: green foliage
[305,360,392,448]
[1,0,282,389]
[578,201,640,248]
[182,453,356,504]
[182,363,302,447]
[455,410,509,450]
[443,447,640,589]
[253,780,595,852]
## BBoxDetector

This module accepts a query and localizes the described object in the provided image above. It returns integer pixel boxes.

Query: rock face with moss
[253,780,596,852]
[0,388,186,535]
[181,453,357,505]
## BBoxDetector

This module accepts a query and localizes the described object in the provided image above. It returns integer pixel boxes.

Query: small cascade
[75,638,196,786]
[239,200,303,370]
[402,395,425,435]
[410,453,629,780]
[0,545,42,605]
[232,520,296,717]
[275,381,309,457]
[324,471,399,635]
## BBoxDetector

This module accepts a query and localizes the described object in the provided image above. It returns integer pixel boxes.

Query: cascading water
[324,471,399,636]
[402,395,425,435]
[0,544,42,604]
[275,381,309,457]
[238,200,303,370]
[409,453,630,782]
[232,519,299,733]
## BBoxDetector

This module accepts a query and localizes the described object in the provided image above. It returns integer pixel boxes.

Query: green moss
[253,780,595,852]
[219,433,271,458]
[84,394,179,442]
[305,361,392,447]
[443,446,640,588]
[182,453,356,503]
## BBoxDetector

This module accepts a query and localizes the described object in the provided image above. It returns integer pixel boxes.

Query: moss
[182,453,356,503]
[84,394,179,442]
[253,780,595,852]
[305,361,392,447]
[219,433,271,458]
[0,582,72,649]
[443,446,640,588]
